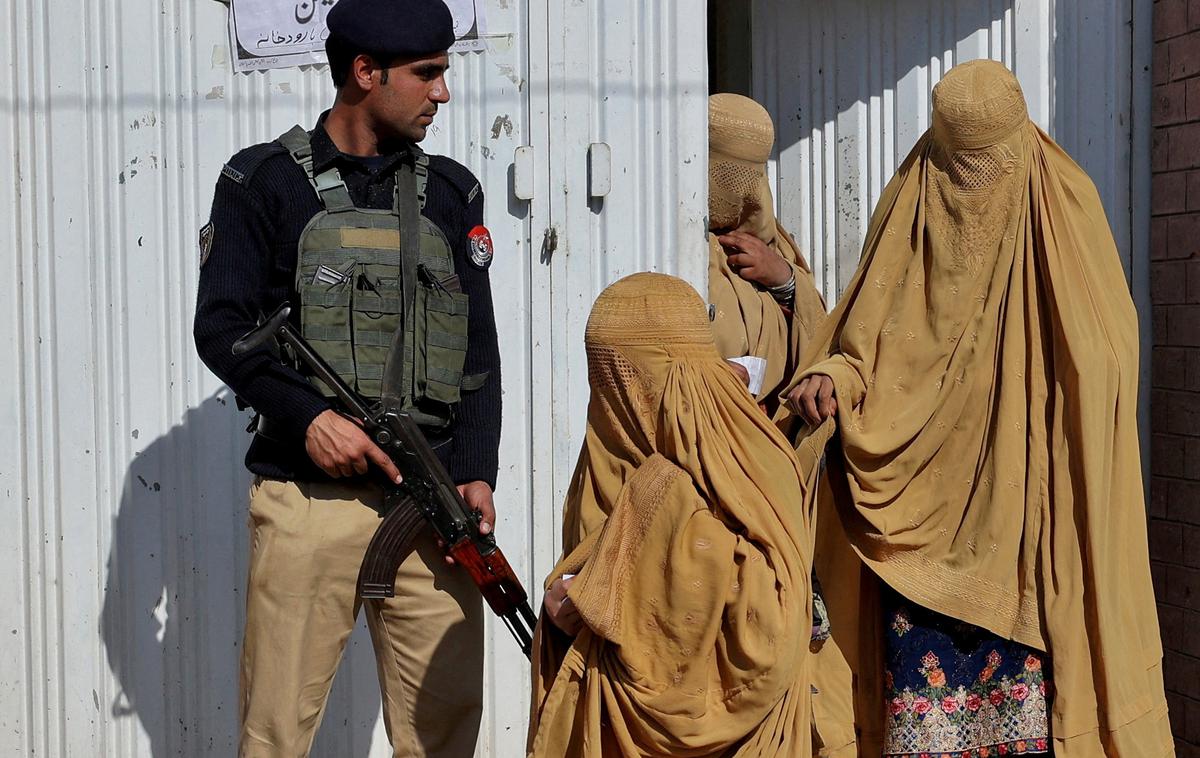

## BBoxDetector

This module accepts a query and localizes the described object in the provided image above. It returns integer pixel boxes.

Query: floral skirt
[883,588,1051,758]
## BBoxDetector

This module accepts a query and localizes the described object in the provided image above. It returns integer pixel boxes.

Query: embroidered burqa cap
[784,59,1172,756]
[707,94,827,405]
[527,272,831,757]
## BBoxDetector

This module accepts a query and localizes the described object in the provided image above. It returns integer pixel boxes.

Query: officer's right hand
[785,374,838,426]
[305,409,403,483]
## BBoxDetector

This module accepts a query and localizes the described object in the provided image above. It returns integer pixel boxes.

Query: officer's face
[374,53,451,143]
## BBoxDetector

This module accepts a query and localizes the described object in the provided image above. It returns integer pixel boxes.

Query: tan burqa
[527,272,830,758]
[782,60,1173,756]
[708,94,827,404]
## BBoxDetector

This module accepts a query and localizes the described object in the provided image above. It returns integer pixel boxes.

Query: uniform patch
[198,221,214,268]
[220,164,246,184]
[467,225,494,269]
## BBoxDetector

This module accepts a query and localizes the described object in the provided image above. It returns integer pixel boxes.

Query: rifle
[233,304,538,658]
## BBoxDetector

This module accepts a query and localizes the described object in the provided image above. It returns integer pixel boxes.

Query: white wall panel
[533,0,709,566]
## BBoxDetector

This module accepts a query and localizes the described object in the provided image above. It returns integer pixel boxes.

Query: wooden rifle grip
[446,540,529,616]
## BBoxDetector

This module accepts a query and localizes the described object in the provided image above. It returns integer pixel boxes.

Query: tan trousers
[239,478,483,757]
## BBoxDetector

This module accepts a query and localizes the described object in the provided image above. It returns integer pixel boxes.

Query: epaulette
[218,141,289,187]
[427,155,483,205]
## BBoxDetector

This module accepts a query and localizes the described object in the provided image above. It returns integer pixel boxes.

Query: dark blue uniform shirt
[194,114,501,488]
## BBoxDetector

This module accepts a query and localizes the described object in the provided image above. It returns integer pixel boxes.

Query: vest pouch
[414,280,470,406]
[351,270,403,399]
[282,138,462,421]
[298,273,355,396]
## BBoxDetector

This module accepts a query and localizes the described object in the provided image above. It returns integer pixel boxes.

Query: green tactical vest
[278,125,478,430]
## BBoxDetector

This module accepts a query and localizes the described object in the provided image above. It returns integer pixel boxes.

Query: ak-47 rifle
[233,304,538,658]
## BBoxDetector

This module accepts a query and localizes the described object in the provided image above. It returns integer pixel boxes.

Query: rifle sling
[381,156,422,409]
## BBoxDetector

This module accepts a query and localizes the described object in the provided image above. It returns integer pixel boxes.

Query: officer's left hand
[441,481,496,565]
[717,230,793,288]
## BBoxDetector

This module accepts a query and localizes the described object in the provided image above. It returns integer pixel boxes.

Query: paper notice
[229,0,489,73]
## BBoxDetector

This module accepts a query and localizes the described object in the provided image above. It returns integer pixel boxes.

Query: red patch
[467,225,494,268]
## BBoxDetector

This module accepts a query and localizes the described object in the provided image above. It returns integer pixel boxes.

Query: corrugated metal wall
[0,0,707,755]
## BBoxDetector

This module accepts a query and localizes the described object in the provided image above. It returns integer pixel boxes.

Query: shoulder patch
[428,154,483,204]
[467,225,494,269]
[220,141,289,187]
[220,164,246,184]
[198,221,214,268]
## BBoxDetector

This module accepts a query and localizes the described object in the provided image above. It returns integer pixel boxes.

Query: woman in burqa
[708,93,827,410]
[707,94,854,758]
[526,272,832,757]
[782,60,1173,756]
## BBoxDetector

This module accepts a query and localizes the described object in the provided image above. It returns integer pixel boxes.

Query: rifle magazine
[357,495,428,599]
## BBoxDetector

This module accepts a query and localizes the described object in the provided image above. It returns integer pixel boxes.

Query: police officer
[193,1,499,754]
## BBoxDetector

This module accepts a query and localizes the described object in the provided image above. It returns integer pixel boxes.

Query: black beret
[326,0,455,59]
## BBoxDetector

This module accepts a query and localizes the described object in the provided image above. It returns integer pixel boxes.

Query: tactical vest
[278,125,477,430]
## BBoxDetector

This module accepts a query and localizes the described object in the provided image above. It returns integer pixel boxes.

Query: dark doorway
[708,0,753,95]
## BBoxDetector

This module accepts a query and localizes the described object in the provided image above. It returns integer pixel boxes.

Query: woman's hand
[544,576,583,636]
[717,230,793,288]
[725,360,751,387]
[785,374,837,426]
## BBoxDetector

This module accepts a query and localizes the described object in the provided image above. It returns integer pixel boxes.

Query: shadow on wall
[99,390,385,756]
[734,0,1024,297]
[742,0,1132,299]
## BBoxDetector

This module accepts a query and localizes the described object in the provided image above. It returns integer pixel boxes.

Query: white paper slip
[727,355,767,395]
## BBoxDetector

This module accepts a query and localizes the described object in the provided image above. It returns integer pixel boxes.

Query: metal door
[528,0,711,575]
